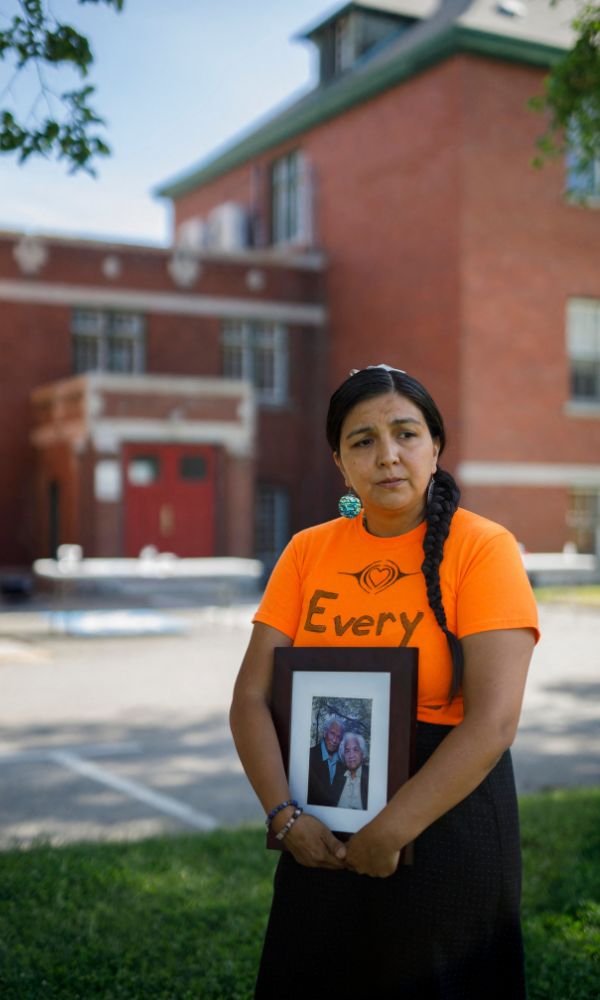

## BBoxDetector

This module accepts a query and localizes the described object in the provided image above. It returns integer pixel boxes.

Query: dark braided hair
[326,366,464,701]
[421,468,463,699]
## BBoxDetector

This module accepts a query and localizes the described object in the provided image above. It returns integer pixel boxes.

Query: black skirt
[255,722,526,1000]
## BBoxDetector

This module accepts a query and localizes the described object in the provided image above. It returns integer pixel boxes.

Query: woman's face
[334,392,440,537]
[343,737,363,772]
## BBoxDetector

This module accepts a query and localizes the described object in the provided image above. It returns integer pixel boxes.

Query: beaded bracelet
[265,799,298,828]
[274,806,303,842]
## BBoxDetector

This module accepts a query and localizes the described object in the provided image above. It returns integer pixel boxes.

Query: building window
[127,455,160,486]
[221,321,288,405]
[72,310,145,374]
[567,299,600,403]
[271,150,303,244]
[566,152,600,200]
[566,490,600,554]
[565,122,600,201]
[180,456,207,481]
[255,484,290,566]
[334,14,356,73]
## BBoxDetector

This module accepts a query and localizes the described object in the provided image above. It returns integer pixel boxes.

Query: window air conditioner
[206,202,249,252]
[176,218,209,252]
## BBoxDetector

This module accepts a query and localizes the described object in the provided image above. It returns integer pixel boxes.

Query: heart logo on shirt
[370,567,392,588]
[340,559,415,594]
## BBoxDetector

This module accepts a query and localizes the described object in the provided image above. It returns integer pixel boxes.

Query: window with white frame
[72,310,145,374]
[255,484,290,566]
[221,321,288,405]
[566,489,600,554]
[567,299,600,403]
[271,150,304,245]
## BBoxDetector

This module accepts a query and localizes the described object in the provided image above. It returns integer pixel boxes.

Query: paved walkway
[0,601,597,848]
[511,602,599,791]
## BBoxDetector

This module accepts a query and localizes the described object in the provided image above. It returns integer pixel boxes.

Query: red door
[123,443,216,557]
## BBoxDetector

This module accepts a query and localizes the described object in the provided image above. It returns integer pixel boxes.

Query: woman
[230,365,539,998]
[337,732,369,810]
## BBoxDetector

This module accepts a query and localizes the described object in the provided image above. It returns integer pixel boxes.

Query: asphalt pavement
[0,599,598,848]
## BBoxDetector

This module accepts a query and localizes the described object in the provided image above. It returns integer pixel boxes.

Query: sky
[0,0,336,245]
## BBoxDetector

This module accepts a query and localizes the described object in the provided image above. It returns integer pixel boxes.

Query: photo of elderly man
[337,732,369,810]
[307,714,346,806]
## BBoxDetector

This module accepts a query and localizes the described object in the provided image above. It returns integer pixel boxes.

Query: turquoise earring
[338,489,361,518]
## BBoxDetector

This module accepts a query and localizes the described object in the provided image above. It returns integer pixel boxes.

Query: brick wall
[1,234,324,564]
[147,315,222,376]
[460,56,600,469]
[0,234,320,302]
[461,485,568,553]
[0,301,72,563]
[172,52,600,546]
[172,59,470,485]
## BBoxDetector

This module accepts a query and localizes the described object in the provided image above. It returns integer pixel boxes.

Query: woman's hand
[282,813,348,870]
[344,815,400,878]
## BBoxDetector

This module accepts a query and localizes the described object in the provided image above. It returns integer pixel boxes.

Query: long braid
[421,468,463,701]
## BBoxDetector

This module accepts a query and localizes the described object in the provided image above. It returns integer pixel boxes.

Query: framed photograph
[269,647,418,861]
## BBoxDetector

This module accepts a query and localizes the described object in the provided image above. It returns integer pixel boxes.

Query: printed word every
[303,589,424,643]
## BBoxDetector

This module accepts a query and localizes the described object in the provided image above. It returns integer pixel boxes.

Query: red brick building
[0,231,326,566]
[156,0,600,556]
[2,0,600,572]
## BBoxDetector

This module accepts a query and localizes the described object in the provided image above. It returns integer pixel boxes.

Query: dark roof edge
[156,26,565,201]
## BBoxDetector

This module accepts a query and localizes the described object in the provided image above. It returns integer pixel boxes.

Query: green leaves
[43,24,94,72]
[0,87,110,173]
[0,1,124,173]
[530,3,600,175]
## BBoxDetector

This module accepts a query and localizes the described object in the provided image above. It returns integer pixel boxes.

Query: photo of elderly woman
[307,697,372,808]
[337,732,369,810]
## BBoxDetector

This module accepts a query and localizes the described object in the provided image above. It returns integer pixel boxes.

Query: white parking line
[49,749,219,832]
[0,742,141,764]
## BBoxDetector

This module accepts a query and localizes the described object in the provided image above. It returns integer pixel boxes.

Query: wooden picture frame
[268,646,418,863]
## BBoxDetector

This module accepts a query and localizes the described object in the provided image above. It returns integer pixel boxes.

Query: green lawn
[521,789,600,1000]
[534,585,600,607]
[0,788,598,999]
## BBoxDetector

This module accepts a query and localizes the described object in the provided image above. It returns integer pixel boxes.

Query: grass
[534,585,600,607]
[521,788,600,1000]
[0,829,276,1000]
[0,789,598,999]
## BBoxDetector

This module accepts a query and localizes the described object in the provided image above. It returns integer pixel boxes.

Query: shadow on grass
[0,791,598,1000]
[0,828,276,1000]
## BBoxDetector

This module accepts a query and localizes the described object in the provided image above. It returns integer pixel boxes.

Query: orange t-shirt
[254,507,540,726]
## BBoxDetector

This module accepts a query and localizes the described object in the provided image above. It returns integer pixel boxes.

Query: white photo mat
[288,669,391,834]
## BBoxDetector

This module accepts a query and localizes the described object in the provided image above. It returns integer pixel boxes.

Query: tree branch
[0,0,124,172]
[530,2,600,170]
